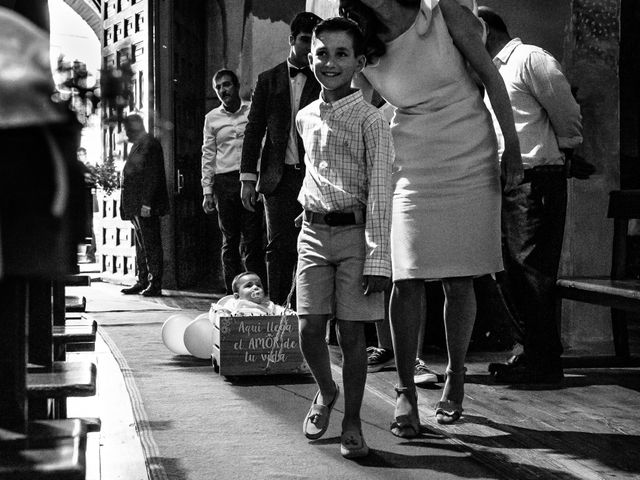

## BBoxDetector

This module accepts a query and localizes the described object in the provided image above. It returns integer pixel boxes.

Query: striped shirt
[296,89,394,278]
[485,38,583,168]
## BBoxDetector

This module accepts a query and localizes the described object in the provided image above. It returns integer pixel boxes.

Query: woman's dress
[362,0,503,280]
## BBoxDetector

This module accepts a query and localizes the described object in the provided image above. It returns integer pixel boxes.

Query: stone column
[561,0,621,354]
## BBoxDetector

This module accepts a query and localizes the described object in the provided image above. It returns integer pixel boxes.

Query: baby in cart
[210,271,286,318]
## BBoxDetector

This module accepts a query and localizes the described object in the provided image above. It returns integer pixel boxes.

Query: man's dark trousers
[264,166,304,305]
[498,168,567,371]
[213,171,266,294]
[131,215,163,288]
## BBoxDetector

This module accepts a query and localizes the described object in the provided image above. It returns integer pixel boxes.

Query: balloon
[183,317,214,359]
[193,312,210,323]
[161,314,192,355]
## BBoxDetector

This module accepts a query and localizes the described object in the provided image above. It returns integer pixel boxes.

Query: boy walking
[295,17,394,459]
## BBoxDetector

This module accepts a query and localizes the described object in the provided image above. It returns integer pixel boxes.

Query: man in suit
[240,11,322,306]
[120,113,169,297]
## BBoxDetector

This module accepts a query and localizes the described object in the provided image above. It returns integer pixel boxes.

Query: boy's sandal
[390,385,421,438]
[303,382,340,440]
[340,429,369,459]
[435,368,466,425]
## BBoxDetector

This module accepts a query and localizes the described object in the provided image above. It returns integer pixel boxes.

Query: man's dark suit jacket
[120,133,169,220]
[241,61,321,194]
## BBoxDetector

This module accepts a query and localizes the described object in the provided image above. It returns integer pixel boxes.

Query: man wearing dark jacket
[120,113,169,297]
[240,11,322,306]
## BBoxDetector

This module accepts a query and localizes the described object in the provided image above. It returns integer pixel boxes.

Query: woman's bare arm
[440,0,523,191]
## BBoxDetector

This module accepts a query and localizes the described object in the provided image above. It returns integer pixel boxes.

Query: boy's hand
[362,275,390,295]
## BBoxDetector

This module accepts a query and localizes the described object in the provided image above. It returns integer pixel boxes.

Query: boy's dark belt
[303,209,366,226]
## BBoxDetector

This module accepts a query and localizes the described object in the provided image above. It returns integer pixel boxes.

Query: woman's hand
[500,146,524,192]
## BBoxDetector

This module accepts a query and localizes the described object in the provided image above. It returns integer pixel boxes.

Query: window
[135,12,144,32]
[124,17,133,37]
[103,28,112,46]
[132,42,144,63]
[138,71,144,109]
[113,22,122,43]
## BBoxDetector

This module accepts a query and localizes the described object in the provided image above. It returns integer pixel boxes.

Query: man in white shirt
[479,7,591,384]
[201,69,266,295]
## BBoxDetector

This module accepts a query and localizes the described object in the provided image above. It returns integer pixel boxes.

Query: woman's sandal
[390,385,421,438]
[435,368,466,425]
[340,429,369,459]
[303,382,340,440]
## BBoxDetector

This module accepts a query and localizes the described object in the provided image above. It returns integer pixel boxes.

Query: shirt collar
[218,100,249,115]
[493,38,523,65]
[287,59,310,76]
[319,89,362,115]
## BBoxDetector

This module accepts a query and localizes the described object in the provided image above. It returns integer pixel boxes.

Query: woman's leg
[440,276,476,404]
[389,280,425,422]
[336,320,367,432]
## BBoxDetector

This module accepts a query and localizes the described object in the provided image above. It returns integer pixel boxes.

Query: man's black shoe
[121,283,148,295]
[493,363,563,385]
[488,353,526,374]
[141,285,162,297]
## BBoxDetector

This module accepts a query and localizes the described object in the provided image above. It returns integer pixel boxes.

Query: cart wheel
[212,356,220,373]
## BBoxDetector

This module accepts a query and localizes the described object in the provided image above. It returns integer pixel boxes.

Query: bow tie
[289,66,311,78]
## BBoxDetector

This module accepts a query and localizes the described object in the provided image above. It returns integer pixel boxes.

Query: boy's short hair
[313,17,366,56]
[231,271,260,294]
[290,11,322,37]
[213,69,239,88]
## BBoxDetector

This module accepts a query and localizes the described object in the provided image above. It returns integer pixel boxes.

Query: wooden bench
[557,189,640,367]
[27,361,97,399]
[26,281,98,421]
[64,274,91,313]
[52,320,97,352]
[0,419,87,480]
[64,274,91,287]
[1,281,90,480]
[65,295,87,312]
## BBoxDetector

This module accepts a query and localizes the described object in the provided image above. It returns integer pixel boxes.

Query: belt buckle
[324,212,338,226]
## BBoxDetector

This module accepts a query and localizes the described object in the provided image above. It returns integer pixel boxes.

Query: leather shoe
[121,283,148,295]
[141,285,162,297]
[488,353,526,374]
[493,363,563,385]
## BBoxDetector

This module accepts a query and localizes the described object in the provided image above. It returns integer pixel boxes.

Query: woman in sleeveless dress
[340,0,523,436]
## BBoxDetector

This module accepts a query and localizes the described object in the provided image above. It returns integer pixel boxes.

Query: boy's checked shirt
[296,89,395,278]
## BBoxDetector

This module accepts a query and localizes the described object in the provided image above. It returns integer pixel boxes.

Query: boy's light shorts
[296,221,384,321]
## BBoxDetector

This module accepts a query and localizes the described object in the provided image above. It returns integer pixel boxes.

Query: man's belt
[523,164,565,183]
[303,209,365,226]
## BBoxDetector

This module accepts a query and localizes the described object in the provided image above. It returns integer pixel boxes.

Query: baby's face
[235,274,265,304]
